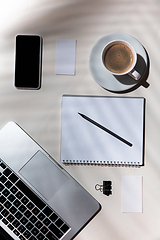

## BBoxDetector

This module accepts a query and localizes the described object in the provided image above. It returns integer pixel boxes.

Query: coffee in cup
[102,40,141,80]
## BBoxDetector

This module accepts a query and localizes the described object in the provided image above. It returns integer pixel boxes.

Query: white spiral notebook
[60,95,145,166]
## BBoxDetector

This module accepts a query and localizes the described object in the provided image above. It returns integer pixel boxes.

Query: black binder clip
[95,181,112,196]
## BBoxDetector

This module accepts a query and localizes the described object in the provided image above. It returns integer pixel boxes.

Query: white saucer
[89,33,148,93]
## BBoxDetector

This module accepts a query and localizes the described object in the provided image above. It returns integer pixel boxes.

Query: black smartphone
[14,35,42,89]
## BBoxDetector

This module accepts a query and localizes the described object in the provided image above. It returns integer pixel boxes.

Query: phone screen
[15,35,42,89]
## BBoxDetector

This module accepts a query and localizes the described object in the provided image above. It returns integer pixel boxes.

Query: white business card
[122,176,143,213]
[55,39,76,75]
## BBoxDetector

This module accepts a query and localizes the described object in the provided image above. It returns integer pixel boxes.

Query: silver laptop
[0,122,101,240]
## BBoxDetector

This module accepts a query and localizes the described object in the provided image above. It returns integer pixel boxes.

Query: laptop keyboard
[0,159,70,240]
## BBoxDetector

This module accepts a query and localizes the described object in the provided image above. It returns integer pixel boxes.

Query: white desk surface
[0,0,159,239]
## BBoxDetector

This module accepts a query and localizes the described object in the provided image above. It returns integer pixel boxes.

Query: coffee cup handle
[128,69,141,81]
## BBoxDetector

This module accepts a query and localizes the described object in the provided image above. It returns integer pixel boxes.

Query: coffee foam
[104,43,134,74]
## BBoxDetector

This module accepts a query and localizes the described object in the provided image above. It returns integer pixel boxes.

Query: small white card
[122,176,143,213]
[55,39,76,75]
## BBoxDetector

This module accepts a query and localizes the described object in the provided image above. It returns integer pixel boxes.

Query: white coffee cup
[102,40,141,80]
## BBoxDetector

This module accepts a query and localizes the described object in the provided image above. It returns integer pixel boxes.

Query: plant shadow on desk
[109,49,150,94]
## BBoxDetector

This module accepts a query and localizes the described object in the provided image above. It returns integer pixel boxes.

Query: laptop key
[30,215,38,224]
[16,191,23,199]
[9,173,18,183]
[49,213,58,222]
[13,229,20,236]
[2,218,9,225]
[19,204,27,213]
[55,218,64,227]
[19,235,26,240]
[27,201,34,210]
[21,196,29,205]
[10,206,17,214]
[4,200,12,209]
[7,214,15,223]
[49,223,63,238]
[8,194,16,202]
[35,220,43,229]
[31,227,39,236]
[12,219,20,227]
[0,183,5,191]
[18,225,26,233]
[26,221,34,230]
[2,209,9,217]
[20,216,28,225]
[43,217,51,226]
[0,195,6,203]
[37,232,45,240]
[41,226,48,234]
[24,210,32,218]
[3,168,12,177]
[43,206,52,217]
[60,223,69,233]
[32,207,40,215]
[0,203,4,211]
[2,188,10,197]
[23,230,31,239]
[46,231,58,240]
[15,211,23,220]
[5,180,12,189]
[13,199,21,207]
[0,162,6,169]
[0,175,7,183]
[10,186,18,194]
[37,212,45,220]
[8,223,14,230]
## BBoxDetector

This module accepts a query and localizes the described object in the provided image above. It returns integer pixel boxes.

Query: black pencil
[78,112,132,147]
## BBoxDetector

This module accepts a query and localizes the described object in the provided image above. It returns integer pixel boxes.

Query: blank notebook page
[60,95,145,165]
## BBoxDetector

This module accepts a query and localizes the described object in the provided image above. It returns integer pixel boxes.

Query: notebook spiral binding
[62,160,141,167]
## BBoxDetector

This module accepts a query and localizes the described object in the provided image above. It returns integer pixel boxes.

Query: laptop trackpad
[19,151,68,200]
